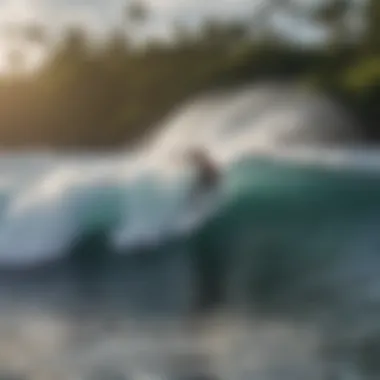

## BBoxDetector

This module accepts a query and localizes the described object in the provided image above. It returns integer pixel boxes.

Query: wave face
[1,84,380,379]
[0,84,366,266]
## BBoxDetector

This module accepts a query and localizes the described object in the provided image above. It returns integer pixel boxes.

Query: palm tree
[125,1,149,27]
[1,22,49,46]
[313,0,351,48]
[364,0,380,53]
[22,23,49,46]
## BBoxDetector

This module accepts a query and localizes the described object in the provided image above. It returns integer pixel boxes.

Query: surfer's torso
[187,149,220,201]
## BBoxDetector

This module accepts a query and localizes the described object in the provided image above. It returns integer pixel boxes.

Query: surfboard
[173,188,221,235]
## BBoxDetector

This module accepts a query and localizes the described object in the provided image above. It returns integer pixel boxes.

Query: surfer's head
[185,146,219,190]
[185,147,211,167]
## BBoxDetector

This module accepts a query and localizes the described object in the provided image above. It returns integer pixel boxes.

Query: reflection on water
[0,303,324,380]
[0,250,323,380]
[0,255,378,380]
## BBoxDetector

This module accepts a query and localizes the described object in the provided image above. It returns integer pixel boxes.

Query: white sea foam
[0,84,376,267]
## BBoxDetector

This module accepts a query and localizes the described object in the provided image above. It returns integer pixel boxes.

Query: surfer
[184,147,225,317]
[186,147,220,202]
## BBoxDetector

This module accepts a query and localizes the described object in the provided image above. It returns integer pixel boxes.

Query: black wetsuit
[187,154,224,315]
[190,155,219,201]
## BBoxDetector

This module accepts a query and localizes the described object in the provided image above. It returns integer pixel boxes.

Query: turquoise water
[0,85,379,379]
[0,151,379,379]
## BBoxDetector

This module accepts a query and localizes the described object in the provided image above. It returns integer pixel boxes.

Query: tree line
[0,0,378,148]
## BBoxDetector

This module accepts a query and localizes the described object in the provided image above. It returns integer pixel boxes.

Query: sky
[0,0,329,71]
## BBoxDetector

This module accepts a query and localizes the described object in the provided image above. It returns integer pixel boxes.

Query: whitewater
[1,83,380,379]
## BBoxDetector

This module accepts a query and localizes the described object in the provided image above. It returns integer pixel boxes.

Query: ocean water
[1,84,380,379]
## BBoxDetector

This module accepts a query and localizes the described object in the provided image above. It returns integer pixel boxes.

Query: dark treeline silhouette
[0,0,378,149]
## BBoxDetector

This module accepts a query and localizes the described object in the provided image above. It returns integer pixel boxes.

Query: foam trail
[0,162,127,266]
[145,84,359,168]
[112,177,190,250]
[0,83,374,267]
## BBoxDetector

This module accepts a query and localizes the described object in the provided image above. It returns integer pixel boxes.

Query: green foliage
[0,1,377,148]
[125,1,149,25]
[313,0,350,25]
[364,0,380,53]
[342,56,380,92]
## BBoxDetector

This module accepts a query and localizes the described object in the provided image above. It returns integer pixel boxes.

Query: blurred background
[0,1,378,380]
[0,0,377,148]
